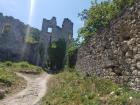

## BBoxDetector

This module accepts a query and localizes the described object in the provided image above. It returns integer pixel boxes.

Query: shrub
[67,39,80,68]
[41,70,140,105]
[4,61,13,67]
[79,0,135,40]
[15,61,30,68]
[0,68,15,86]
[48,39,66,70]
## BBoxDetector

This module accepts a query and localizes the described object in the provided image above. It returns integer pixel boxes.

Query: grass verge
[41,69,140,105]
[0,61,43,99]
[0,61,43,74]
[0,67,26,99]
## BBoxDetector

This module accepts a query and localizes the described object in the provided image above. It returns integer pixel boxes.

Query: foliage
[2,24,11,33]
[12,61,43,74]
[0,68,16,86]
[25,28,40,44]
[41,69,140,105]
[0,61,42,99]
[67,39,79,68]
[0,66,25,99]
[4,61,13,67]
[48,39,66,70]
[25,35,38,44]
[0,61,43,74]
[79,0,135,40]
[113,0,134,10]
[30,28,40,42]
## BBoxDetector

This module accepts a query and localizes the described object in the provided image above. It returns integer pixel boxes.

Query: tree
[78,0,134,40]
[67,38,80,68]
[48,39,66,70]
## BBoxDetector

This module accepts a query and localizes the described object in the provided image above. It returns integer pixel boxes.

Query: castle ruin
[0,13,73,66]
[39,17,73,65]
[40,17,73,51]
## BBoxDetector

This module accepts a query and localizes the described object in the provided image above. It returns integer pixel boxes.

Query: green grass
[0,61,43,86]
[0,68,17,86]
[0,61,43,74]
[0,64,26,99]
[41,68,140,105]
[0,61,43,99]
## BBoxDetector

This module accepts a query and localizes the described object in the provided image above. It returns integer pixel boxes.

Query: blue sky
[0,0,103,38]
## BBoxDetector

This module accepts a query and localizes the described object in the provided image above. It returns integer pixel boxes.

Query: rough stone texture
[41,17,73,43]
[0,14,41,64]
[40,17,73,65]
[0,14,73,66]
[76,0,140,90]
[0,14,26,60]
[0,89,5,99]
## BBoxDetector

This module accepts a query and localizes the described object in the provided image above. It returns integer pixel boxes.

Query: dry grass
[41,69,140,105]
[0,61,43,99]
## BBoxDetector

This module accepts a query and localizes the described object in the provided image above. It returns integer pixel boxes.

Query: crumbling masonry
[0,14,73,66]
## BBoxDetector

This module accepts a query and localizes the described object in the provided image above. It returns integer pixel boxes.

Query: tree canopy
[47,39,66,70]
[78,0,134,40]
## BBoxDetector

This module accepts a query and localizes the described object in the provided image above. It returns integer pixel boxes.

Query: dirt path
[0,72,50,105]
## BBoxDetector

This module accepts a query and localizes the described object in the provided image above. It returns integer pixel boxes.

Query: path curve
[0,72,50,105]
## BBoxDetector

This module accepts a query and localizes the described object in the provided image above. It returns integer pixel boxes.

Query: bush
[48,39,66,70]
[4,61,13,67]
[67,46,78,68]
[12,62,43,74]
[17,62,30,68]
[41,70,140,105]
[79,0,135,39]
[0,68,15,86]
[67,39,79,68]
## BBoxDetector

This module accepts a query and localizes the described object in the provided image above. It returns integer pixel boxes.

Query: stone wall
[40,17,73,65]
[0,13,41,65]
[76,0,140,90]
[0,14,26,61]
[0,13,73,66]
[41,17,73,42]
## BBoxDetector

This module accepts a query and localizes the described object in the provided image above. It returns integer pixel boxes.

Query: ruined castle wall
[0,14,41,64]
[40,17,73,66]
[41,17,73,42]
[0,14,26,57]
[0,13,73,66]
[76,0,140,90]
[62,18,73,42]
[51,26,62,41]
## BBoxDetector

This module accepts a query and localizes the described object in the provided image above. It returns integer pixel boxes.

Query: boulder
[0,89,5,99]
[132,70,138,75]
[134,54,140,61]
[127,38,136,45]
[125,51,133,58]
[136,62,140,70]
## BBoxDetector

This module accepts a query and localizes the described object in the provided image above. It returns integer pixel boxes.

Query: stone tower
[41,17,73,42]
[39,17,73,65]
[62,18,73,45]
